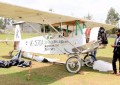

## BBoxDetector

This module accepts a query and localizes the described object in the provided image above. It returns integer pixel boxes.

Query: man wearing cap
[111,29,120,75]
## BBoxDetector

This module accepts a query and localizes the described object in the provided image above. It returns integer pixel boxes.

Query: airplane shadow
[0,55,114,85]
[97,56,112,63]
[0,63,75,85]
[1,55,13,59]
[0,60,113,85]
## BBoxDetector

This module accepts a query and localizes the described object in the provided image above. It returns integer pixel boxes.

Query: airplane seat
[72,41,99,54]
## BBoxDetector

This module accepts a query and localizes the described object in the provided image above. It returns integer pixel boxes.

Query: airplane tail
[14,25,21,50]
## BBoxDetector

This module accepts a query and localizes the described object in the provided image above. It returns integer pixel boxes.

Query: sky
[0,0,120,23]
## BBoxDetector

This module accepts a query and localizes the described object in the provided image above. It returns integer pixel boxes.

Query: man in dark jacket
[111,29,120,75]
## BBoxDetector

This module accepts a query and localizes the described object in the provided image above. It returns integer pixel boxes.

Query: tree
[0,17,12,30]
[84,13,92,20]
[0,19,3,29]
[106,7,119,25]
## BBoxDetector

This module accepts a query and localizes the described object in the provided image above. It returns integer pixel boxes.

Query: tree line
[84,7,119,34]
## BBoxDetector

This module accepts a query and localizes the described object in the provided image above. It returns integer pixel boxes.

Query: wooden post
[27,53,34,81]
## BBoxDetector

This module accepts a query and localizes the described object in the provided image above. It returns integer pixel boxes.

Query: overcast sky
[0,0,120,23]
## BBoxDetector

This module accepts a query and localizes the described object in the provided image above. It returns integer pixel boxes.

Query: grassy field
[0,33,120,85]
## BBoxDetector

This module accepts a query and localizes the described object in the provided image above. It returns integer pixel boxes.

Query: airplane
[0,2,116,73]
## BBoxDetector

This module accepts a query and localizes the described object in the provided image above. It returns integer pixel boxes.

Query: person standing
[85,28,97,61]
[111,29,120,75]
[85,28,91,43]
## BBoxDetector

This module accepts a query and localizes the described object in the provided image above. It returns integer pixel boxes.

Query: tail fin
[14,25,21,50]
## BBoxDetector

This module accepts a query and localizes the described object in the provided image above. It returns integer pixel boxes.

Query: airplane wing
[85,20,116,30]
[0,2,116,29]
[0,2,81,24]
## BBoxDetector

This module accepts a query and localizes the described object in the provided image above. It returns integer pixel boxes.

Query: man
[85,28,97,61]
[85,28,91,43]
[111,29,120,75]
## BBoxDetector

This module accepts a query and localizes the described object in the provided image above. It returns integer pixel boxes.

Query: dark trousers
[112,52,120,73]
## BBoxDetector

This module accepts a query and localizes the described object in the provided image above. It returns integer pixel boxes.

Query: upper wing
[85,20,116,30]
[0,2,116,29]
[0,2,81,24]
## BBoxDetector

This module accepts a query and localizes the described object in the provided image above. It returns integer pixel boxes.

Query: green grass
[96,38,114,62]
[0,34,119,85]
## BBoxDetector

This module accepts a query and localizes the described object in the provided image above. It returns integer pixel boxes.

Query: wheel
[66,56,82,73]
[84,54,95,67]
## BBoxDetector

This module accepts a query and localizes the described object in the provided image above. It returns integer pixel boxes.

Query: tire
[84,54,95,67]
[66,56,82,74]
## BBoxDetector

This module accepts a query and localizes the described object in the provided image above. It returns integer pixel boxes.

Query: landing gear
[84,54,96,67]
[66,56,82,73]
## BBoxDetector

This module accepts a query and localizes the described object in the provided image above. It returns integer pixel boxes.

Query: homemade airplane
[0,2,116,73]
